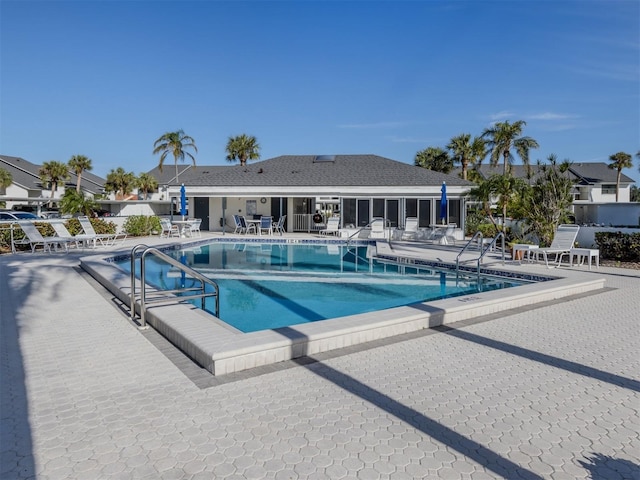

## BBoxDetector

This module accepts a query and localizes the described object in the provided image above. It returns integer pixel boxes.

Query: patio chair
[240,216,256,234]
[533,224,580,268]
[232,215,245,234]
[184,218,202,238]
[259,216,273,235]
[401,217,418,241]
[78,216,128,246]
[50,220,98,248]
[14,220,74,253]
[369,218,387,240]
[272,215,286,236]
[160,218,180,238]
[320,217,340,236]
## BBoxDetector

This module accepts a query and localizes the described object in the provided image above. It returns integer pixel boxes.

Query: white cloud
[488,111,515,121]
[527,112,580,121]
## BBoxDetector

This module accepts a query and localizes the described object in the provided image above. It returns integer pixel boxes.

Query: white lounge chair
[50,220,99,248]
[15,220,74,253]
[78,216,128,246]
[369,218,387,240]
[320,217,340,236]
[533,224,580,268]
[401,217,418,240]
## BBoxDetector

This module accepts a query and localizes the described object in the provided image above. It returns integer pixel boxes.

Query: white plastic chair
[160,218,179,238]
[320,217,340,236]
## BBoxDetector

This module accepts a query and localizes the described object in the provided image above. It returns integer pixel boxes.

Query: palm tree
[59,189,99,217]
[0,167,11,207]
[481,120,539,175]
[153,130,197,182]
[447,134,486,181]
[0,167,11,192]
[225,134,260,167]
[104,167,136,199]
[136,172,159,200]
[68,154,93,193]
[39,160,70,207]
[607,151,633,202]
[414,147,453,174]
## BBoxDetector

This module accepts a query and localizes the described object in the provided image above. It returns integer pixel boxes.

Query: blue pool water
[120,242,529,333]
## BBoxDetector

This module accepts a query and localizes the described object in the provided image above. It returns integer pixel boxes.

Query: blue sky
[1,1,638,182]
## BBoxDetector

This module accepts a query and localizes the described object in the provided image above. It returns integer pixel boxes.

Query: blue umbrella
[180,184,187,220]
[440,181,447,224]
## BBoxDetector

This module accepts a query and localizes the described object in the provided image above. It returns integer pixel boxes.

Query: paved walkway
[1,235,639,479]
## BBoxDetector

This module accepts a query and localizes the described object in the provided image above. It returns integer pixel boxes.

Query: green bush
[65,217,117,235]
[595,232,640,262]
[122,216,161,237]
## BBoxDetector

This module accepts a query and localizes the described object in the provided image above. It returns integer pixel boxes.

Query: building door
[193,197,209,230]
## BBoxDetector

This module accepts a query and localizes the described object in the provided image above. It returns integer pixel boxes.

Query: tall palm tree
[225,134,260,167]
[136,172,158,200]
[68,154,93,193]
[607,151,633,202]
[153,130,197,182]
[414,147,453,174]
[104,167,136,199]
[447,133,472,180]
[481,120,539,175]
[447,134,486,181]
[39,160,70,207]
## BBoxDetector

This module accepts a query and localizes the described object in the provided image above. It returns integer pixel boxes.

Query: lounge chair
[50,220,99,248]
[369,218,387,240]
[401,217,419,241]
[320,217,340,236]
[14,220,74,253]
[272,215,286,236]
[259,216,273,235]
[160,218,180,238]
[533,224,580,268]
[78,216,128,246]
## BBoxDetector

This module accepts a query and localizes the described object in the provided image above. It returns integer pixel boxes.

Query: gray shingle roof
[0,155,106,194]
[149,155,475,187]
[465,162,635,185]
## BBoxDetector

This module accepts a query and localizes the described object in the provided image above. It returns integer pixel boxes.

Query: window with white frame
[601,184,616,195]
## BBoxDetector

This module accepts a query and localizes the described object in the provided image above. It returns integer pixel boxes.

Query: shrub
[595,232,640,262]
[122,216,161,237]
[65,217,116,236]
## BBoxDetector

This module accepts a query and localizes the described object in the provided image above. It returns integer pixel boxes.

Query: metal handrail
[455,231,484,270]
[456,231,506,274]
[129,245,220,329]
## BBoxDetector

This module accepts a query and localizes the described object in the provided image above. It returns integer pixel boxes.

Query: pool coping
[80,238,607,376]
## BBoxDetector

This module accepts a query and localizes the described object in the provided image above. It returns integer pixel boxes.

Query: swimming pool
[118,241,530,333]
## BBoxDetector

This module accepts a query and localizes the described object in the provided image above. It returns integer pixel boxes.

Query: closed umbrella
[180,184,187,220]
[440,181,447,224]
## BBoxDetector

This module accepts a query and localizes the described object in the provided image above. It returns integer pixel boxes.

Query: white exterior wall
[585,184,631,203]
[573,203,640,227]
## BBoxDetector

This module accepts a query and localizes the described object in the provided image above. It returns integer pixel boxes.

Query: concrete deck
[1,232,638,479]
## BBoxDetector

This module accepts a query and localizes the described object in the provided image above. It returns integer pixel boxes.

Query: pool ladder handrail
[346,219,393,247]
[130,244,220,329]
[456,231,506,275]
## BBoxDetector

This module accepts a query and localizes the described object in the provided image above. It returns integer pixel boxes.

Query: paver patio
[1,234,638,479]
